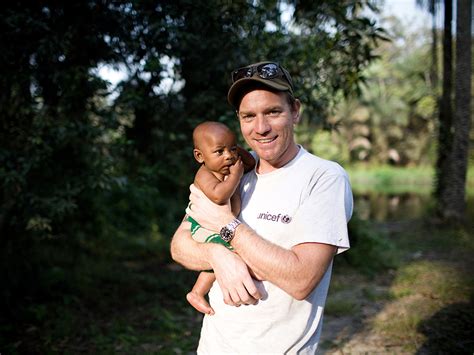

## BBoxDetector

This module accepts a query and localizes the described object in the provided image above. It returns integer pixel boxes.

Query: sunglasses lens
[257,63,280,79]
[232,62,288,86]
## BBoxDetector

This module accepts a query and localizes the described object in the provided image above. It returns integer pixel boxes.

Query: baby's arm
[194,163,243,205]
[230,192,241,216]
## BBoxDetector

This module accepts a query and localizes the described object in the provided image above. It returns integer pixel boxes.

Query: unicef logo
[257,212,293,224]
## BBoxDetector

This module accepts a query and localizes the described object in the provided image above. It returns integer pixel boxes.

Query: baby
[186,121,255,315]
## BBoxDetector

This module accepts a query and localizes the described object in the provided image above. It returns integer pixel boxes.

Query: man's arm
[186,185,336,300]
[170,218,262,305]
[170,219,213,271]
[231,224,335,300]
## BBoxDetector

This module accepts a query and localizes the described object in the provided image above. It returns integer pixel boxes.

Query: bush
[342,216,399,276]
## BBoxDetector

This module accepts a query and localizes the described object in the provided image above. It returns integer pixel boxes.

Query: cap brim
[227,77,291,109]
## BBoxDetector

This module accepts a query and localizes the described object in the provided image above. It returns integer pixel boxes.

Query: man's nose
[255,115,271,135]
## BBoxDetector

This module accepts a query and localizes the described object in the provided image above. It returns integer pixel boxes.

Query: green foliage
[322,15,438,166]
[347,164,474,196]
[343,216,399,276]
[0,0,131,312]
[348,165,435,194]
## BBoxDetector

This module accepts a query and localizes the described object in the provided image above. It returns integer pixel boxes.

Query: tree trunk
[430,0,438,88]
[438,0,472,221]
[434,0,453,212]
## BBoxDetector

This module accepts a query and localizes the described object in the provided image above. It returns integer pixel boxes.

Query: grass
[322,219,474,354]
[0,244,203,354]
[372,224,474,353]
[374,260,472,350]
[325,298,361,317]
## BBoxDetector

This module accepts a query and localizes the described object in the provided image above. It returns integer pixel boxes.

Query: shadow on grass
[416,299,474,355]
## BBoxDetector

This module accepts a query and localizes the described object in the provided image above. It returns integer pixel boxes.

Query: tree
[416,0,440,88]
[315,16,436,166]
[437,0,472,220]
[434,0,454,207]
[0,0,133,309]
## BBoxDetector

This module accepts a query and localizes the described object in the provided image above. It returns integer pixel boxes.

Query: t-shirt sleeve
[291,170,353,254]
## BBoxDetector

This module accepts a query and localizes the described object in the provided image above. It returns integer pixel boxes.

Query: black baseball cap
[227,61,294,109]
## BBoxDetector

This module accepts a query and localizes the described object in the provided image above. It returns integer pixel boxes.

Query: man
[171,61,353,354]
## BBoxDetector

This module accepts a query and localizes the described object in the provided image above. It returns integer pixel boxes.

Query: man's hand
[208,244,262,306]
[186,184,235,231]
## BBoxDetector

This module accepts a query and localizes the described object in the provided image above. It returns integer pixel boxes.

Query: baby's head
[192,121,239,174]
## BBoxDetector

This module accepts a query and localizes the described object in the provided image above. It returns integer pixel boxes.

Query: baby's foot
[186,291,215,315]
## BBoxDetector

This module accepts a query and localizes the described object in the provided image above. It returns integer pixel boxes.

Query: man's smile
[255,136,277,144]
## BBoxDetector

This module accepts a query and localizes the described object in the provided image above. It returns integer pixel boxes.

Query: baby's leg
[187,272,216,315]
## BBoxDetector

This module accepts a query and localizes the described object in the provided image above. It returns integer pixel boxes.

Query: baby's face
[198,130,238,175]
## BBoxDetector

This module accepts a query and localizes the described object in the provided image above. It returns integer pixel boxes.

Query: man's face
[238,90,300,173]
[195,129,239,176]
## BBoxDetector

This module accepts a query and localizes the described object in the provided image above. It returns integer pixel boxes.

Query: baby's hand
[229,157,244,178]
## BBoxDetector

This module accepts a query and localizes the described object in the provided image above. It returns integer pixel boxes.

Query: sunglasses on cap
[231,62,293,89]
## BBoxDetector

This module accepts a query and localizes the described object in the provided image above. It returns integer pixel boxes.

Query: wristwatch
[219,219,242,243]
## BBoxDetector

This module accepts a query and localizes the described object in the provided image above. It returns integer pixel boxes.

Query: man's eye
[268,110,280,116]
[240,114,254,122]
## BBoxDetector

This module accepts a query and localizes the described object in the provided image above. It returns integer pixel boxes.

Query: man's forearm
[170,220,214,271]
[231,223,335,300]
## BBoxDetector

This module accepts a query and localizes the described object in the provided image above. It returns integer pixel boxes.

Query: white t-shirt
[198,146,353,354]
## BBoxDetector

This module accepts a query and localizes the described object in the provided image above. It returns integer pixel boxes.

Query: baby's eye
[215,149,223,155]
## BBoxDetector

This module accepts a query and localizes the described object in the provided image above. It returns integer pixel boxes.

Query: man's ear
[292,99,301,124]
[193,148,204,163]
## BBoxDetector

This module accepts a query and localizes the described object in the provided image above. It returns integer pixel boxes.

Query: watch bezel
[219,219,241,243]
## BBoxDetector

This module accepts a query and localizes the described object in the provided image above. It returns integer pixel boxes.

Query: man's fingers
[243,277,262,304]
[236,286,257,305]
[221,283,259,307]
[228,278,262,306]
[228,289,242,306]
[222,288,239,306]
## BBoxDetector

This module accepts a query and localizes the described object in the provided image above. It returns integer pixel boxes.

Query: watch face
[220,219,240,243]
[220,227,233,242]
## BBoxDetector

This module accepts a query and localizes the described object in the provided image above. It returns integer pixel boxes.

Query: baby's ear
[193,148,204,163]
